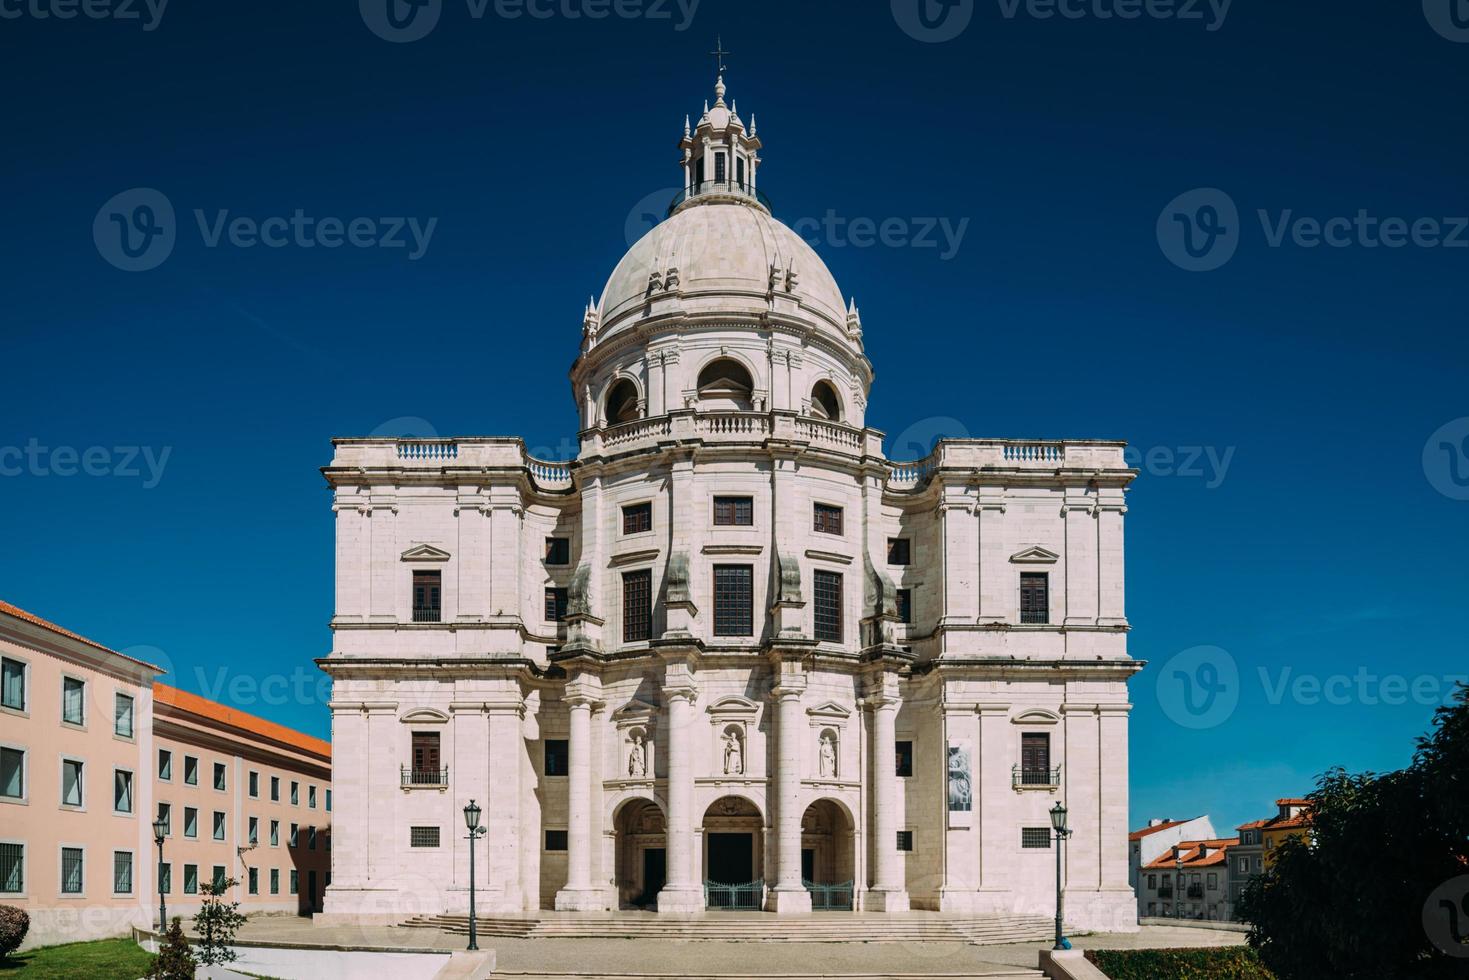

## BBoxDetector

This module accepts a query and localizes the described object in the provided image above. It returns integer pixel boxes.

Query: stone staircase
[490,973,1045,980]
[397,910,1056,946]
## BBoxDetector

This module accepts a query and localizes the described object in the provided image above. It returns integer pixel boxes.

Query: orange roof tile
[154,683,330,760]
[0,599,163,671]
[1275,797,1310,806]
[1143,838,1240,870]
[1236,819,1269,831]
[1129,817,1205,841]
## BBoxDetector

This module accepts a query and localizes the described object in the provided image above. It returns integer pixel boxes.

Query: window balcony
[1158,887,1174,899]
[411,606,441,624]
[400,766,449,789]
[668,179,772,215]
[1187,885,1204,899]
[1012,765,1061,790]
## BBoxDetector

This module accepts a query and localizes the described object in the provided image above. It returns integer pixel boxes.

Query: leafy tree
[0,904,28,960]
[147,916,196,979]
[1240,685,1469,979]
[195,876,248,966]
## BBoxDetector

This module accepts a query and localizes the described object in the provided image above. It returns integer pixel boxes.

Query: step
[489,973,1045,979]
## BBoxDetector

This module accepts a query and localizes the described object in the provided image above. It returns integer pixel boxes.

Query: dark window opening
[545,537,570,565]
[896,830,914,852]
[813,503,843,535]
[895,740,914,778]
[713,565,754,636]
[813,570,843,642]
[713,496,753,526]
[887,538,911,565]
[413,570,442,622]
[544,739,569,777]
[545,830,569,851]
[895,588,912,624]
[545,587,569,622]
[622,569,652,642]
[622,502,652,535]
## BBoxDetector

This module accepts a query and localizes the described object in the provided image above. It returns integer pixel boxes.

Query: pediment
[1012,709,1060,725]
[399,707,449,724]
[401,543,451,562]
[707,695,760,717]
[612,698,660,722]
[1009,546,1059,564]
[805,701,851,720]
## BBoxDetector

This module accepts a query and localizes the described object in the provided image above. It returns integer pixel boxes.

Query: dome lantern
[676,67,764,216]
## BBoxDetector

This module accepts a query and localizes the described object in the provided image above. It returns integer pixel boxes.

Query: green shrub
[0,904,29,959]
[1085,946,1275,979]
[147,916,196,979]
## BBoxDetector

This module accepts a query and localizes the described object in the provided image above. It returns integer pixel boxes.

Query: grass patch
[1085,946,1275,979]
[0,937,155,979]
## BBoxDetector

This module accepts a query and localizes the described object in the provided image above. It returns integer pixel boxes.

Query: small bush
[1085,946,1275,979]
[147,916,196,979]
[195,877,247,966]
[0,904,29,959]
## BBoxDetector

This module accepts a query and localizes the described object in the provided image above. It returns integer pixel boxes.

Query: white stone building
[318,74,1141,931]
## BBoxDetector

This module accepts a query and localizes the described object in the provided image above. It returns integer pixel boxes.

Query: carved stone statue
[627,735,646,778]
[819,733,837,778]
[723,730,743,775]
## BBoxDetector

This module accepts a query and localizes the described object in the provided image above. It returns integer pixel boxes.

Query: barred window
[61,847,83,894]
[813,570,843,641]
[895,588,912,624]
[812,503,843,535]
[713,496,753,526]
[713,565,754,636]
[113,852,132,895]
[0,842,22,893]
[896,830,914,852]
[410,826,440,848]
[622,502,652,534]
[1021,827,1052,849]
[545,587,569,622]
[545,536,570,565]
[622,569,652,642]
[1020,572,1049,625]
[545,830,568,851]
[887,538,911,565]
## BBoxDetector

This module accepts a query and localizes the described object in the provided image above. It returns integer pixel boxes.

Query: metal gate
[804,879,854,911]
[705,878,764,910]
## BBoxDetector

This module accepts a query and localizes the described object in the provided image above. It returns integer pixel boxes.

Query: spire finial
[684,114,691,137]
[709,34,730,76]
[714,75,726,106]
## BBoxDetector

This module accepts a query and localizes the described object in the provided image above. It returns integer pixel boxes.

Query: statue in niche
[723,730,744,775]
[627,733,647,778]
[819,732,838,778]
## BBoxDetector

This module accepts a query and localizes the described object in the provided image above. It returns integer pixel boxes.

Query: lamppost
[1049,802,1073,951]
[1175,851,1184,921]
[462,800,488,952]
[152,815,168,935]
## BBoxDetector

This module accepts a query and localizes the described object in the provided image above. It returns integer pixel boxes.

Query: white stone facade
[318,75,1141,932]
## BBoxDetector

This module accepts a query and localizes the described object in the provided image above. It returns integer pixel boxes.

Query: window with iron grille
[812,503,843,535]
[545,830,568,851]
[713,565,754,636]
[61,847,83,894]
[0,842,22,893]
[895,588,912,624]
[545,587,568,622]
[813,570,843,642]
[713,496,753,526]
[622,502,652,534]
[544,739,569,776]
[1019,572,1049,625]
[409,826,440,848]
[412,570,442,622]
[116,851,137,895]
[545,536,570,565]
[896,831,914,852]
[895,740,913,777]
[887,538,911,565]
[622,569,652,642]
[1021,827,1052,849]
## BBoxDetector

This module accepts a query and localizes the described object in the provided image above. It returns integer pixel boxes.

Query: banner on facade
[947,737,973,827]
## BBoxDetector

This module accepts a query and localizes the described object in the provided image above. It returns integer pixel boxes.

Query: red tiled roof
[1236,819,1269,831]
[154,683,330,760]
[1129,817,1205,841]
[0,599,163,672]
[1143,838,1241,870]
[1267,814,1311,831]
[1275,797,1310,806]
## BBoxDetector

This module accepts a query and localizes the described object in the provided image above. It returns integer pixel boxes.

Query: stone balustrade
[884,439,1131,490]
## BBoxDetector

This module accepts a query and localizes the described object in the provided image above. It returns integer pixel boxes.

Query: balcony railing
[1187,885,1204,899]
[400,766,449,788]
[668,179,773,215]
[1013,765,1062,790]
[705,879,763,910]
[411,606,441,623]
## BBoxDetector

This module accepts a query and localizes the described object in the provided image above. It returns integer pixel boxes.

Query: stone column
[865,675,909,911]
[766,668,811,914]
[657,670,705,913]
[485,693,526,910]
[554,690,605,911]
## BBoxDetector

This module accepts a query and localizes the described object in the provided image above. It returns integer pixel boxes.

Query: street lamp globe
[463,800,482,832]
[1049,801,1068,833]
[152,816,168,844]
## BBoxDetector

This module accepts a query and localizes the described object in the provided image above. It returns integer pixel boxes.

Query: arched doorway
[702,795,764,909]
[801,798,855,910]
[613,797,666,909]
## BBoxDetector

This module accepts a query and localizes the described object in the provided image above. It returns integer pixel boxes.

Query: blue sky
[2,0,1467,836]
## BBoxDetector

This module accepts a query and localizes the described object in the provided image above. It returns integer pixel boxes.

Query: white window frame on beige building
[113,691,135,740]
[0,742,29,805]
[112,766,135,816]
[158,747,173,782]
[58,754,86,811]
[212,809,226,841]
[60,673,87,729]
[157,800,173,837]
[249,769,260,798]
[213,761,227,793]
[58,842,86,898]
[112,848,135,896]
[184,805,198,839]
[0,838,28,899]
[1,654,31,716]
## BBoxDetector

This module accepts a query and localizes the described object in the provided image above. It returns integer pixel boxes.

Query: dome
[597,201,849,335]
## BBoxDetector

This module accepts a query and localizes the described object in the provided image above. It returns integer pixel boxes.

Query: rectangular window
[813,569,843,642]
[113,851,133,894]
[115,693,134,738]
[289,869,298,895]
[270,775,280,801]
[895,588,912,624]
[895,740,913,778]
[213,811,225,841]
[289,823,298,847]
[0,658,23,711]
[1207,872,1218,890]
[813,503,843,535]
[412,732,441,779]
[184,807,198,839]
[248,867,258,895]
[157,802,171,837]
[544,587,569,622]
[622,569,652,642]
[309,786,317,809]
[270,868,279,895]
[270,820,279,846]
[115,771,133,815]
[1021,827,1052,849]
[248,817,258,845]
[887,538,911,565]
[1020,732,1052,784]
[544,739,569,777]
[158,750,172,781]
[409,826,440,848]
[896,830,914,852]
[326,789,331,812]
[1148,874,1157,889]
[213,762,226,792]
[61,847,83,894]
[622,502,652,534]
[713,496,754,526]
[545,537,570,565]
[545,830,568,851]
[308,827,317,850]
[184,756,198,785]
[212,866,226,891]
[713,565,754,636]
[248,771,259,798]
[412,570,442,622]
[291,781,299,805]
[1020,572,1049,625]
[184,864,198,895]
[0,747,24,800]
[159,862,171,896]
[0,842,22,893]
[61,759,83,807]
[62,676,85,725]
